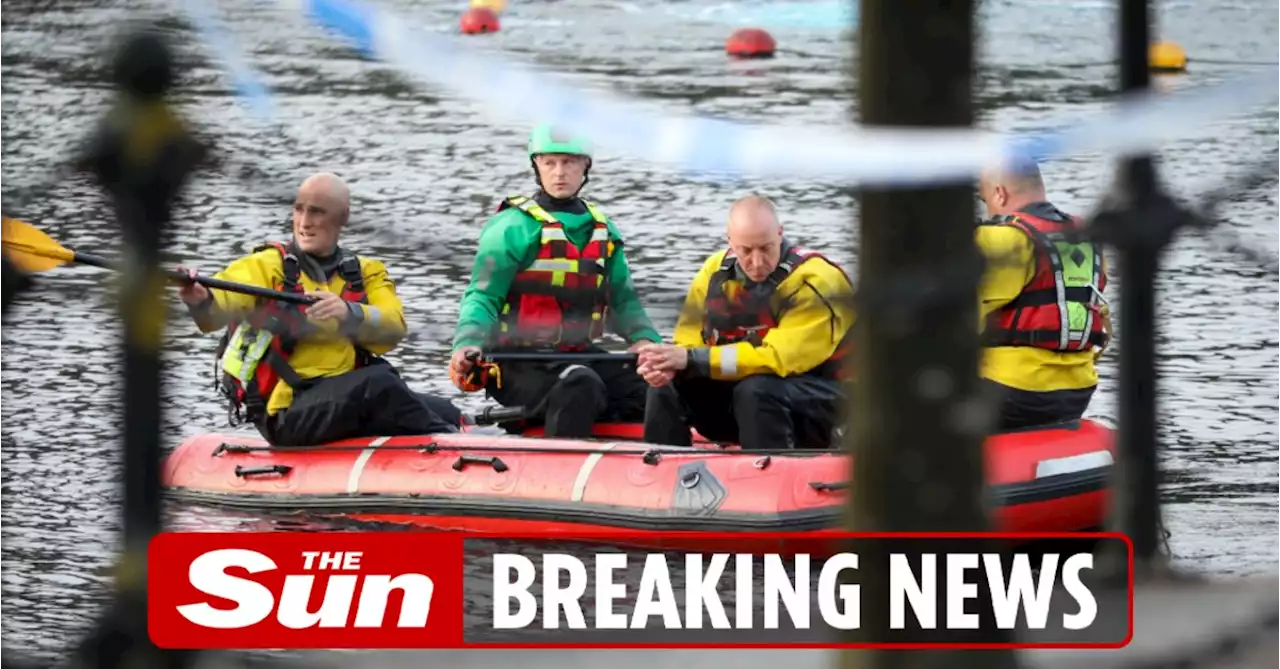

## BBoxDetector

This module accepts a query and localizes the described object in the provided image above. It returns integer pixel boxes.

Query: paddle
[1,216,317,306]
[466,350,640,364]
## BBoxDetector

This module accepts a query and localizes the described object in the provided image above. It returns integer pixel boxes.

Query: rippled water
[2,0,1277,660]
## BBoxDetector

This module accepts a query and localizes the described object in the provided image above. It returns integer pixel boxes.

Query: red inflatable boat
[162,414,1116,550]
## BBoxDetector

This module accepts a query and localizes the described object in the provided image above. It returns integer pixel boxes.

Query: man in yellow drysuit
[178,172,460,445]
[637,195,856,450]
[975,158,1111,429]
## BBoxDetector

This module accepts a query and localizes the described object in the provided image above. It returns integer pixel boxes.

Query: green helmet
[528,123,593,159]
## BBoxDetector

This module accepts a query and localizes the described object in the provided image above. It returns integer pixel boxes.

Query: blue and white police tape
[639,1,859,30]
[181,0,279,123]
[627,0,1197,32]
[204,0,1278,184]
[282,0,1010,184]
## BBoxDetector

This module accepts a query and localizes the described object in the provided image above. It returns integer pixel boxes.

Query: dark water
[2,0,1277,660]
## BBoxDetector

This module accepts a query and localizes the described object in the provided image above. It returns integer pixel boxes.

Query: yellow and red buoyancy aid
[494,195,616,351]
[702,245,855,381]
[215,241,370,426]
[981,209,1110,352]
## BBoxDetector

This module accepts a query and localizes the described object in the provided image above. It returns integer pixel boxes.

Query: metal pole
[70,26,206,668]
[1114,0,1162,569]
[841,0,1019,666]
[1097,0,1185,575]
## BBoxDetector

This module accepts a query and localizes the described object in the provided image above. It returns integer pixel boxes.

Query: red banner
[148,531,1133,649]
[148,531,466,648]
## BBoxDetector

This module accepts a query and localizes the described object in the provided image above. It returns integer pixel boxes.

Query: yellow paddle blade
[1,216,76,272]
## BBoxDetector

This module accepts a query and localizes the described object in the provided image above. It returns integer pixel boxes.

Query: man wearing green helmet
[448,123,661,438]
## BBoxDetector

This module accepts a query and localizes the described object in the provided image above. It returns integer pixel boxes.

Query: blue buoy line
[179,0,1279,185]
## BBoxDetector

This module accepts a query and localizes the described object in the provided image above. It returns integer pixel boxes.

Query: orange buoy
[460,7,500,34]
[726,28,776,59]
[1149,40,1187,73]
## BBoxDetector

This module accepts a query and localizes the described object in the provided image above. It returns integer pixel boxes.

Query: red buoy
[726,28,776,59]
[460,7,500,34]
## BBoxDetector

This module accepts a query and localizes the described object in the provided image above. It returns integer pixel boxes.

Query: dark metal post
[842,0,1019,666]
[70,26,206,669]
[2,255,33,317]
[1093,0,1193,575]
[1113,0,1163,572]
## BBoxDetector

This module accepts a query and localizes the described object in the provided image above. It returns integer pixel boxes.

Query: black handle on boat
[809,480,850,492]
[212,442,256,456]
[235,464,293,478]
[466,350,639,364]
[452,455,509,473]
[468,405,528,426]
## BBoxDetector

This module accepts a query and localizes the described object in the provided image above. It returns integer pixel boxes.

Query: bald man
[178,172,462,446]
[975,158,1110,429]
[638,195,856,450]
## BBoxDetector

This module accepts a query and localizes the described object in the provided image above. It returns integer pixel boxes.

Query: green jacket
[451,198,661,351]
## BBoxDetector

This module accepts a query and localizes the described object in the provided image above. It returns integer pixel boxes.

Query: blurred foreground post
[1091,0,1192,576]
[71,26,206,669]
[841,0,1019,667]
[2,255,34,317]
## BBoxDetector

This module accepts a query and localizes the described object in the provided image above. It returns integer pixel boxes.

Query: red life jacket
[214,241,370,426]
[494,194,615,351]
[702,245,855,381]
[981,207,1109,352]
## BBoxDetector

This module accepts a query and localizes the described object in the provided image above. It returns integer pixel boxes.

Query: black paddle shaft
[71,250,317,306]
[466,350,640,364]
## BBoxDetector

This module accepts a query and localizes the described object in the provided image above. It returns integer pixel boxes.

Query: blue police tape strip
[182,0,279,123]
[190,0,1278,184]
[631,0,1199,31]
[644,1,859,30]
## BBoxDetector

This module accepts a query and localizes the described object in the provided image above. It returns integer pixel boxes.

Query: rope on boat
[211,440,831,463]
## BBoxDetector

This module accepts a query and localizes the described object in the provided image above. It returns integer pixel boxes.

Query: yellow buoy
[1150,40,1187,73]
[470,0,506,14]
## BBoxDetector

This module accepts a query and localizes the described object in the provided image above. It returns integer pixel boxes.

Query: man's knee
[790,379,846,449]
[732,375,789,410]
[347,364,403,394]
[420,392,463,426]
[550,365,607,404]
